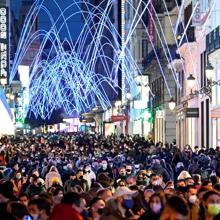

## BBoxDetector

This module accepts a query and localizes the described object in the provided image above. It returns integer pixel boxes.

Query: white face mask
[31,214,39,220]
[151,203,162,213]
[189,195,198,204]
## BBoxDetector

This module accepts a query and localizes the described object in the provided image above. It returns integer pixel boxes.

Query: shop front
[154,109,165,144]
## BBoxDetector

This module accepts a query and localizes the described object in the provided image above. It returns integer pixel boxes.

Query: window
[142,39,148,59]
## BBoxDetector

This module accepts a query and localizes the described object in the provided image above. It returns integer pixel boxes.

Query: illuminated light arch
[10,0,205,119]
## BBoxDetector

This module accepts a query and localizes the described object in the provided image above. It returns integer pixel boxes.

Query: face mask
[16,174,22,179]
[120,172,126,177]
[152,180,160,186]
[31,214,39,220]
[97,208,105,215]
[79,175,83,180]
[122,199,134,210]
[189,195,197,204]
[102,164,107,170]
[207,204,220,216]
[151,203,162,213]
[177,186,186,193]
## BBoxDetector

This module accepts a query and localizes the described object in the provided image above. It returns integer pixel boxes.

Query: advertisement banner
[192,0,210,26]
[0,6,9,84]
[148,0,155,42]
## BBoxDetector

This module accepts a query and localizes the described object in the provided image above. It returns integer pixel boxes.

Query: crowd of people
[0,132,220,220]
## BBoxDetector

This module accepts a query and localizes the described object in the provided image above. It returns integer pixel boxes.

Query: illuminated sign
[0,6,9,83]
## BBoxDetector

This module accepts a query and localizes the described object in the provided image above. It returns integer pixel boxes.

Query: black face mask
[177,186,187,193]
[79,175,83,180]
[97,208,105,215]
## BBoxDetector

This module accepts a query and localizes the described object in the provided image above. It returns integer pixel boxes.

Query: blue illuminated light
[10,0,199,119]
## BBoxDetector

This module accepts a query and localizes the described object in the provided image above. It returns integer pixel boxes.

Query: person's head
[203,190,220,217]
[28,198,51,220]
[148,193,164,214]
[150,174,161,186]
[52,187,64,205]
[159,196,189,220]
[90,197,105,217]
[19,193,29,207]
[202,180,213,190]
[62,192,86,214]
[114,186,136,209]
[76,170,84,180]
[198,187,208,201]
[7,202,29,220]
[118,166,126,177]
[127,176,136,187]
[125,165,133,175]
[101,160,108,170]
[186,185,198,204]
[144,189,154,203]
[193,174,201,185]
[15,172,22,180]
[97,188,113,202]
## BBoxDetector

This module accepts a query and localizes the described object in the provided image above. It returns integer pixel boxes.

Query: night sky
[10,0,84,40]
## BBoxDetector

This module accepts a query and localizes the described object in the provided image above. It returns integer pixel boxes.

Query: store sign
[156,110,165,119]
[192,0,210,26]
[186,108,199,118]
[148,0,155,42]
[0,6,9,83]
[111,115,127,122]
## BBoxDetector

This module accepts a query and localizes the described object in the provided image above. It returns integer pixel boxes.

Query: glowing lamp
[206,62,214,81]
[169,97,176,111]
[187,74,195,89]
[126,92,132,100]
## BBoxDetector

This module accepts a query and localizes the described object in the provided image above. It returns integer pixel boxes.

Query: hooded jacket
[45,166,63,189]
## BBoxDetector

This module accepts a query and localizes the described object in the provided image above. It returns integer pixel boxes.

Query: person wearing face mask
[200,190,220,220]
[100,186,137,220]
[28,198,51,220]
[139,193,164,220]
[12,171,26,197]
[125,164,133,177]
[97,160,113,179]
[69,169,89,192]
[115,167,127,187]
[83,164,96,189]
[185,185,199,220]
[19,193,29,207]
[52,187,64,207]
[88,197,105,220]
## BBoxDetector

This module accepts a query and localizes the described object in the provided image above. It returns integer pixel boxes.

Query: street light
[169,97,176,111]
[0,75,7,86]
[206,62,214,81]
[126,92,132,100]
[187,74,196,90]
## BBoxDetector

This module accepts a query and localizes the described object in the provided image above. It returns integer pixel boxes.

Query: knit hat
[113,186,137,198]
[177,170,192,181]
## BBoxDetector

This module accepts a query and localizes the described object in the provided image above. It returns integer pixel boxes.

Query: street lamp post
[186,63,219,98]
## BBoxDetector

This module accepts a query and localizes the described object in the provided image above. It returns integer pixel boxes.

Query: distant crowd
[0,132,220,220]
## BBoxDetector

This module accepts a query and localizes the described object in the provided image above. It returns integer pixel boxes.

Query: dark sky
[10,0,84,40]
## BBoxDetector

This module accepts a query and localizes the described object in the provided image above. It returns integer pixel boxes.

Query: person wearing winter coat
[45,166,63,189]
